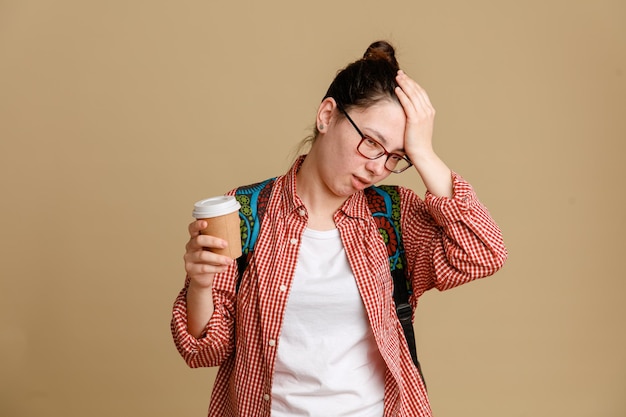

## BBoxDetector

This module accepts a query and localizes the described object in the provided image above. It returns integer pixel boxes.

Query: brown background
[1,1,624,416]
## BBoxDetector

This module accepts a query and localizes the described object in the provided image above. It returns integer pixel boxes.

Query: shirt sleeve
[170,264,238,368]
[400,172,508,299]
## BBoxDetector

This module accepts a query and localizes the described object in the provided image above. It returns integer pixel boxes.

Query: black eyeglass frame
[336,104,413,174]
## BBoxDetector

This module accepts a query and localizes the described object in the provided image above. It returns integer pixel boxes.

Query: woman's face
[315,99,407,197]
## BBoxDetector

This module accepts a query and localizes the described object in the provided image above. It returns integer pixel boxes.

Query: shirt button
[268,339,276,347]
[290,238,298,245]
[279,285,287,292]
[298,209,306,217]
[263,394,270,401]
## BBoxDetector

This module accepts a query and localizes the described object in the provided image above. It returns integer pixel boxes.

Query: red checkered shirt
[171,156,507,416]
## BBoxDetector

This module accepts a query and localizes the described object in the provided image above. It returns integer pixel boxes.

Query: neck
[296,153,347,230]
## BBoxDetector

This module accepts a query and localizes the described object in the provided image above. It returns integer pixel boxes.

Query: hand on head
[394,70,436,161]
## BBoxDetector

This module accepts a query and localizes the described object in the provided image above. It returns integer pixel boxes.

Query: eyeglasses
[337,105,413,174]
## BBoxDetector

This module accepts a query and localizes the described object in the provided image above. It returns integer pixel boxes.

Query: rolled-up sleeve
[170,265,238,368]
[402,172,508,298]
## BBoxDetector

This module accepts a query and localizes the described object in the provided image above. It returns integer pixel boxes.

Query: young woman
[172,41,507,417]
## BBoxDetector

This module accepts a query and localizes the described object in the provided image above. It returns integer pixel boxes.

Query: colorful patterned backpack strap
[234,177,276,282]
[363,185,406,274]
[235,177,276,255]
[364,185,424,385]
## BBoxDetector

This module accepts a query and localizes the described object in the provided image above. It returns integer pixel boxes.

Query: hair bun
[363,40,399,70]
[322,40,401,108]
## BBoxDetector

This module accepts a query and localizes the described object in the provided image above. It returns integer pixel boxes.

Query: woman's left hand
[395,70,453,198]
[394,70,436,159]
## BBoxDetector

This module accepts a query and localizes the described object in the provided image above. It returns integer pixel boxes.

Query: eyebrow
[363,127,406,154]
[338,104,406,154]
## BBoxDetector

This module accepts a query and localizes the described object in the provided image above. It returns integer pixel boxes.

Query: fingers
[184,244,233,283]
[394,71,437,159]
[184,248,232,275]
[185,220,234,281]
[395,70,435,118]
[395,70,427,99]
[188,219,207,237]
[186,233,227,253]
[187,220,229,251]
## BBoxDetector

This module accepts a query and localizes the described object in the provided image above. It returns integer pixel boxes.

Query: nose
[364,157,387,176]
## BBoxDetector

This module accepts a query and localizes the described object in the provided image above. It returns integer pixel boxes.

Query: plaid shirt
[171,156,507,416]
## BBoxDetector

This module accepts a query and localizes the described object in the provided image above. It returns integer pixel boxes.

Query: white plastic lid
[192,195,241,218]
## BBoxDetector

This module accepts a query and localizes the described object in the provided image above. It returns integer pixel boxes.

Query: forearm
[430,178,506,285]
[411,149,453,198]
[171,273,237,367]
[401,175,507,296]
[186,279,215,338]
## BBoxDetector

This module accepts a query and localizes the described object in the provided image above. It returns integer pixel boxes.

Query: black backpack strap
[393,268,424,384]
[364,185,425,386]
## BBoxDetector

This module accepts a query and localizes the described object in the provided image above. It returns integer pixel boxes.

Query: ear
[316,97,337,133]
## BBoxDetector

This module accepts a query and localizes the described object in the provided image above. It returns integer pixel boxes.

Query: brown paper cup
[198,211,242,258]
[193,196,242,259]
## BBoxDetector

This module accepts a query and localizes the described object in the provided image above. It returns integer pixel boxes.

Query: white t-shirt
[271,228,386,417]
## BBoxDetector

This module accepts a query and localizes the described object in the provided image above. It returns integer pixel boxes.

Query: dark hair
[296,41,401,154]
[323,40,401,110]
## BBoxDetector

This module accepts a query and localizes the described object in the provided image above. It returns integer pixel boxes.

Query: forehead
[350,101,406,149]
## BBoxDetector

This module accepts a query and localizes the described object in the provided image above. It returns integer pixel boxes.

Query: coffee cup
[192,196,242,259]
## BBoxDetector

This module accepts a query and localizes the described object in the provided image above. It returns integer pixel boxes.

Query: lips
[352,175,371,190]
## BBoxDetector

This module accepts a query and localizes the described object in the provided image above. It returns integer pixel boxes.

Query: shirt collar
[278,155,306,218]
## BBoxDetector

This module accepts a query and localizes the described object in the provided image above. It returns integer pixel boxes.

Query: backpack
[234,178,425,384]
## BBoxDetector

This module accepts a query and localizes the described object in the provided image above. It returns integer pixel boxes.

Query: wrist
[407,145,437,165]
[188,275,215,292]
